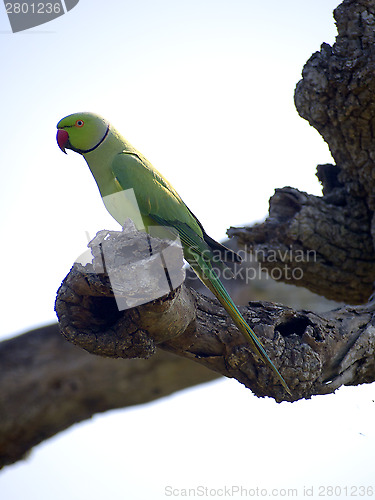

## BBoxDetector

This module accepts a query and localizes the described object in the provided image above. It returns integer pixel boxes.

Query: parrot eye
[75,120,84,127]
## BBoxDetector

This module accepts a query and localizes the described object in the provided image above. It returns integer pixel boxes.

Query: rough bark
[229,0,375,304]
[228,183,375,304]
[3,0,375,469]
[295,1,375,211]
[53,226,375,405]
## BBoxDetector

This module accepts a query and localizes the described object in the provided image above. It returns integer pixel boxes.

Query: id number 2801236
[5,3,62,14]
[318,485,373,496]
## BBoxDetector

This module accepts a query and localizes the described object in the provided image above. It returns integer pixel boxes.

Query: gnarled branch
[0,324,218,469]
[230,0,375,303]
[228,183,375,304]
[54,225,375,405]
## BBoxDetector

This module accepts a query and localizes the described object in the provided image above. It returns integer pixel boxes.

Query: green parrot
[57,112,290,394]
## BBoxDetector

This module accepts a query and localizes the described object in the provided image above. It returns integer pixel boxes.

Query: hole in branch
[275,315,311,337]
[89,296,122,327]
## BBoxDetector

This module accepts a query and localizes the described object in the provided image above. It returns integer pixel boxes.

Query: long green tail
[189,251,291,395]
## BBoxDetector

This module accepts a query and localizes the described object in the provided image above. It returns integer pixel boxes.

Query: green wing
[111,151,240,262]
[112,151,204,237]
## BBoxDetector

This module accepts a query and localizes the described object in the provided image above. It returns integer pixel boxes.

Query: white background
[1,1,374,499]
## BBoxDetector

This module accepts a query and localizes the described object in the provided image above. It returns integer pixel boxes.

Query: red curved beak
[57,129,69,154]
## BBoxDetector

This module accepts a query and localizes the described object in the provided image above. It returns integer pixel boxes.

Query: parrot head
[56,112,109,154]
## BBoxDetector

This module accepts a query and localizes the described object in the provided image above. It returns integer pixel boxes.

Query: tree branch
[228,184,375,304]
[229,0,375,303]
[54,225,375,404]
[295,0,375,212]
[0,324,218,469]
